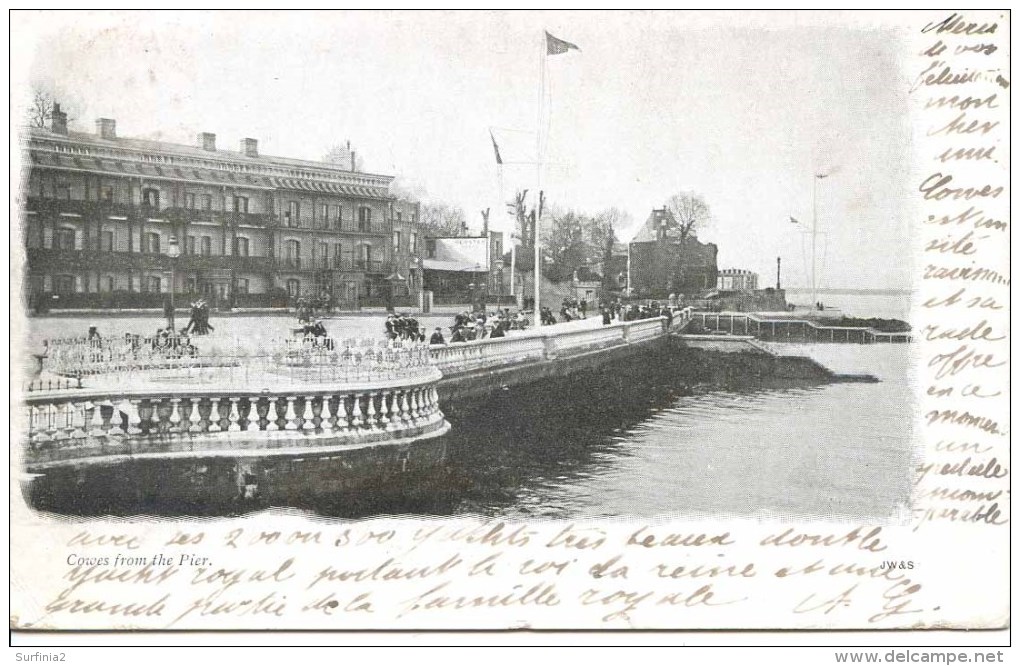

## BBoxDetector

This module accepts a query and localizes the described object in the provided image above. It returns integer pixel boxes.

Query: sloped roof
[27,127,394,180]
[29,149,277,189]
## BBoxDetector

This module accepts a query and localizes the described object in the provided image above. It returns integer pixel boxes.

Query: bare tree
[664,192,712,246]
[28,90,53,128]
[419,202,467,237]
[507,189,530,247]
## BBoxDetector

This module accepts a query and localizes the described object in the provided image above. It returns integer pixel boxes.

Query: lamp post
[495,258,504,299]
[167,235,181,330]
[473,262,484,311]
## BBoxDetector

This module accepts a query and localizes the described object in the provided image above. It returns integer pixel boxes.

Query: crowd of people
[384,313,426,342]
[183,299,214,335]
[438,308,530,344]
[557,297,590,322]
[598,300,675,326]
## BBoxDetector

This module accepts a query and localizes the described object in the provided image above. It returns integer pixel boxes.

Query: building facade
[717,268,759,291]
[628,207,718,298]
[20,107,423,312]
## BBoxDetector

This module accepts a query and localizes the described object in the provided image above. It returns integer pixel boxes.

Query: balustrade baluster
[320,396,334,432]
[88,401,106,437]
[228,398,242,432]
[400,390,412,425]
[366,392,378,431]
[69,401,87,439]
[148,399,163,434]
[208,398,223,432]
[301,397,316,431]
[168,398,183,433]
[188,399,203,433]
[409,389,420,422]
[419,388,433,421]
[122,400,142,435]
[378,389,390,428]
[284,396,299,430]
[245,398,260,431]
[265,397,280,431]
[430,386,441,421]
[385,391,400,428]
[335,395,349,432]
[351,393,363,428]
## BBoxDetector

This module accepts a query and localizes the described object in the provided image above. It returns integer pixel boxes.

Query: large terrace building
[20,105,424,311]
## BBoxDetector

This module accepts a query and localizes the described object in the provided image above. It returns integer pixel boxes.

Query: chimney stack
[350,151,356,172]
[240,137,258,157]
[51,103,68,135]
[95,118,116,140]
[198,132,216,151]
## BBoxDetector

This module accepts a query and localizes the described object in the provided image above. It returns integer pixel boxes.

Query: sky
[13,10,918,290]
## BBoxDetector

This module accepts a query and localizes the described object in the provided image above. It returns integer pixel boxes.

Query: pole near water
[811,175,817,308]
[534,33,545,325]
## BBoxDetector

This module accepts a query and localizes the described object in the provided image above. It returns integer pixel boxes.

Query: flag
[790,216,800,224]
[489,130,503,165]
[546,31,580,55]
[816,173,829,179]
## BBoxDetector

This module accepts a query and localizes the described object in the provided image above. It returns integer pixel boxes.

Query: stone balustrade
[430,312,686,376]
[22,309,694,471]
[21,369,448,470]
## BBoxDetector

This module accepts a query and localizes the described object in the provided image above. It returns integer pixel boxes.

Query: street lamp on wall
[166,235,181,330]
[495,258,504,297]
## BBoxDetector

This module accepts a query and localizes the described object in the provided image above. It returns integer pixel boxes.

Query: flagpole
[811,175,817,308]
[534,32,546,325]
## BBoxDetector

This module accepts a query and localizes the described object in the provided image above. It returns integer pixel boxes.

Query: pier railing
[429,309,690,376]
[21,373,446,469]
[691,311,911,343]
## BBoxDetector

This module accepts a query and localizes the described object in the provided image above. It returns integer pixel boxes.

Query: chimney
[50,103,68,135]
[350,151,356,172]
[198,132,216,151]
[240,137,258,157]
[95,118,116,140]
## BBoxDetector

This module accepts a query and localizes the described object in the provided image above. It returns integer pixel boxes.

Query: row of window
[47,275,253,295]
[40,228,406,263]
[36,184,402,226]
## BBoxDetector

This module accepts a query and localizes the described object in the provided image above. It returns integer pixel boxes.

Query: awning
[422,258,488,273]
[268,177,389,199]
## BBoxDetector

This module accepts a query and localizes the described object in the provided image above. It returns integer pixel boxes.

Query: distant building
[20,106,424,311]
[422,233,506,306]
[717,268,758,291]
[628,207,718,298]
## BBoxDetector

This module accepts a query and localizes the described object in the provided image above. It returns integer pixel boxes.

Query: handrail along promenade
[691,311,912,343]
